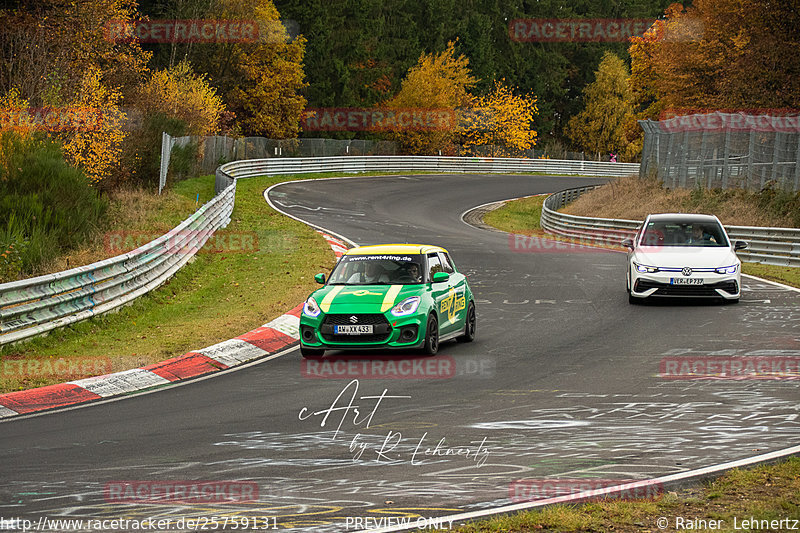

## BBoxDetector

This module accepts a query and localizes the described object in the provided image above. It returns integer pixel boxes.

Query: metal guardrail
[541,186,800,267]
[214,155,640,193]
[0,184,235,346]
[1,155,637,347]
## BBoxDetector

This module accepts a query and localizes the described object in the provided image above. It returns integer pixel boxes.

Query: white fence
[214,155,641,193]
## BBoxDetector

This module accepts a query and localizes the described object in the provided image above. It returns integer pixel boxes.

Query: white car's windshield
[641,220,729,247]
[327,254,425,285]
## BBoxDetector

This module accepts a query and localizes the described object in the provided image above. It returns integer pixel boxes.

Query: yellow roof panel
[344,244,448,255]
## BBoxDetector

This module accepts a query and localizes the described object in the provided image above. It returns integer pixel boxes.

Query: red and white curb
[0,230,348,419]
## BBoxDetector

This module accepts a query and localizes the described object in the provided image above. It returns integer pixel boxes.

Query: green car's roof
[344,244,448,255]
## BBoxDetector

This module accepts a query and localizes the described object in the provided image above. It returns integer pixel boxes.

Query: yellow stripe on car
[380,285,403,312]
[320,285,344,312]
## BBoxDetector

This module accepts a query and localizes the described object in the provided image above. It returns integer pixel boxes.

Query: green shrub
[0,132,107,281]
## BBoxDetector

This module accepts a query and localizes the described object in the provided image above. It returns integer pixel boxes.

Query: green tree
[566,51,634,159]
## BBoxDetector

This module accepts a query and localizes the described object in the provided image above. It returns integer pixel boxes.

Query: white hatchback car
[623,214,748,303]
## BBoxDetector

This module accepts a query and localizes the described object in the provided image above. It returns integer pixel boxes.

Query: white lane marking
[0,405,20,418]
[264,314,300,339]
[199,338,269,368]
[70,369,170,398]
[274,201,366,216]
[742,273,800,294]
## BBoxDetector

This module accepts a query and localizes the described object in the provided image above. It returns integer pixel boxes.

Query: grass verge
[434,457,800,532]
[482,195,545,233]
[0,173,336,393]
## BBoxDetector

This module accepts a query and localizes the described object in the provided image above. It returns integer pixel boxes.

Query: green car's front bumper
[299,310,427,350]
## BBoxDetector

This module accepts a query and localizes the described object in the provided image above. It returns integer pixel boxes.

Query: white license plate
[671,278,703,285]
[334,324,374,335]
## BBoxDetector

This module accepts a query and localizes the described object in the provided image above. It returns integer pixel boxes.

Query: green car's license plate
[334,324,374,334]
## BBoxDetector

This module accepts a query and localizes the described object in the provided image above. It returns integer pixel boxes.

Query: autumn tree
[383,41,476,154]
[151,0,308,138]
[460,81,538,157]
[0,0,149,105]
[629,0,800,112]
[122,61,225,185]
[61,69,127,184]
[566,51,634,159]
[134,62,225,137]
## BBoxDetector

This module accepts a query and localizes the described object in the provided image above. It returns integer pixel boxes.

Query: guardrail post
[794,134,800,191]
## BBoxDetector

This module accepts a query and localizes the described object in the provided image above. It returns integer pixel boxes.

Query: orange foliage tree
[135,62,225,137]
[383,42,476,155]
[629,1,800,114]
[61,69,127,184]
[460,80,538,157]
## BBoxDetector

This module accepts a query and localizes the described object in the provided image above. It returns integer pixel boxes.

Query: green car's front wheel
[422,314,439,355]
[457,302,476,343]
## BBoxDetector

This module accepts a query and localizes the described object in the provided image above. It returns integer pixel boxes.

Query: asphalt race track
[2,173,799,532]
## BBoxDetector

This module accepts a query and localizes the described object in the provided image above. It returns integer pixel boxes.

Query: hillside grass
[562,176,800,227]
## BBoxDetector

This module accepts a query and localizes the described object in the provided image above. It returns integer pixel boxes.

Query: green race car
[299,244,476,358]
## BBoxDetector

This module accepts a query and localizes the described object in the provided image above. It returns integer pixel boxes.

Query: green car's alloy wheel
[423,314,439,355]
[457,302,476,343]
[300,345,324,358]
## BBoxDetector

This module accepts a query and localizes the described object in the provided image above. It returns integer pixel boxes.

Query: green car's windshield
[328,254,425,285]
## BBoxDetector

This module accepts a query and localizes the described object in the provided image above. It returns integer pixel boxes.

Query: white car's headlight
[634,262,659,273]
[303,296,321,317]
[391,296,421,317]
[715,265,738,274]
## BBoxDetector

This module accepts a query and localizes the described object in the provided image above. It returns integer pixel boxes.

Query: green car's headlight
[391,296,421,317]
[303,296,321,317]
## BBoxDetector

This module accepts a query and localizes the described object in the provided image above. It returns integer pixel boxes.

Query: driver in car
[405,263,421,282]
[348,262,389,283]
[688,224,714,244]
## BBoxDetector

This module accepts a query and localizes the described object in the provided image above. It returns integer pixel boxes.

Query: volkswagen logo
[682,267,693,277]
[349,316,358,323]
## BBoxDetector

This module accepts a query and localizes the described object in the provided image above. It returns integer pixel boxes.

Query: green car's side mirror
[432,271,450,283]
[314,273,326,284]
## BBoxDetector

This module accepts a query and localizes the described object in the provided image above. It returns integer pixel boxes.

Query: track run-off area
[1,173,799,532]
